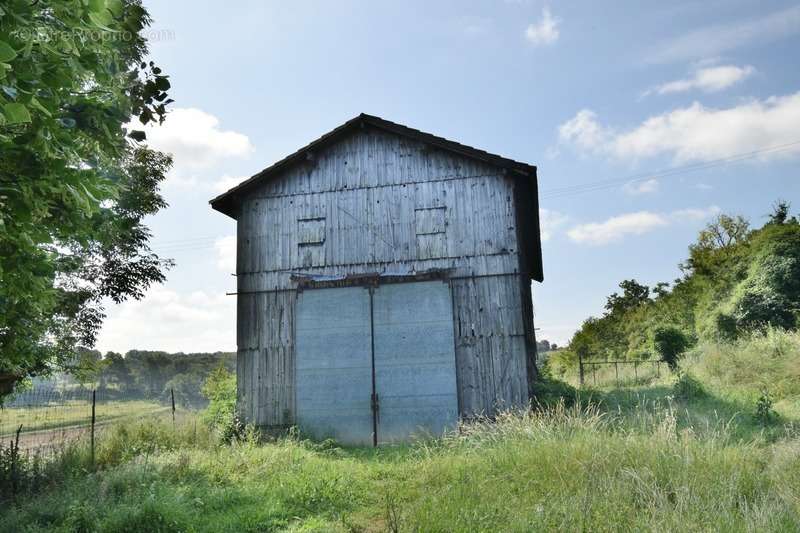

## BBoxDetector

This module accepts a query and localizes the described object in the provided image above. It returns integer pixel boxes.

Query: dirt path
[1,406,172,454]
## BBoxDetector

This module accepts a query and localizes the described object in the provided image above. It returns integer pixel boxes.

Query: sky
[96,0,800,353]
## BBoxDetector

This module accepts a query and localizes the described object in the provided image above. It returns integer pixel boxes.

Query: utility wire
[540,140,800,200]
[146,141,800,252]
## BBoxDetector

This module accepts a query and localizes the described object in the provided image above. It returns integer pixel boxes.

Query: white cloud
[648,64,755,96]
[138,107,254,172]
[671,205,721,221]
[646,5,800,64]
[567,211,668,245]
[558,109,608,152]
[558,91,800,163]
[695,182,713,190]
[539,208,568,242]
[525,7,560,46]
[96,288,235,353]
[214,235,236,273]
[213,174,248,193]
[623,178,659,195]
[567,206,720,245]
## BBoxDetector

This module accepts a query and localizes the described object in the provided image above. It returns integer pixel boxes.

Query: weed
[755,389,777,426]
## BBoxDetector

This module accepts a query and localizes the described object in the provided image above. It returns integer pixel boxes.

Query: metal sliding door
[295,286,374,445]
[372,281,458,443]
[295,280,458,445]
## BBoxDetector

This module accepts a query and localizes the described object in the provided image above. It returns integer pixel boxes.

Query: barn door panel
[295,286,374,445]
[372,281,458,443]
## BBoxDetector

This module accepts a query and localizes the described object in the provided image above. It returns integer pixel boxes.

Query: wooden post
[614,362,619,386]
[592,364,597,385]
[90,389,96,468]
[578,350,585,387]
[171,387,176,427]
[634,362,638,384]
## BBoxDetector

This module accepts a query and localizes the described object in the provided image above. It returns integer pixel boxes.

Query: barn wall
[235,126,535,426]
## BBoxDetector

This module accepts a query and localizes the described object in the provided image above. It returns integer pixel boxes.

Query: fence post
[11,424,22,497]
[656,360,660,378]
[171,387,176,428]
[90,389,96,468]
[634,362,638,384]
[592,364,597,385]
[578,350,585,387]
[614,362,619,386]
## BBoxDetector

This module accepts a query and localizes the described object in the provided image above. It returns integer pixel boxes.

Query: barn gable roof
[209,113,543,281]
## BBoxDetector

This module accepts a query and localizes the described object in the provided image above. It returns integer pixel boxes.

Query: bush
[200,364,250,442]
[653,326,691,371]
[754,389,777,426]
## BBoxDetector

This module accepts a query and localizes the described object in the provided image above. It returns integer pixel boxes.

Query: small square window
[414,207,446,235]
[298,217,326,245]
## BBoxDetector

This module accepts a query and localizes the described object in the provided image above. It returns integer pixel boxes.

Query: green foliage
[0,0,174,391]
[567,203,800,363]
[728,222,800,332]
[754,389,777,426]
[653,325,691,371]
[2,395,800,531]
[681,328,800,415]
[604,279,650,316]
[201,364,243,442]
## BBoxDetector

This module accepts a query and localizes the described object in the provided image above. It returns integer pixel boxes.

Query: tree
[767,200,797,226]
[653,326,690,372]
[696,214,750,250]
[103,352,134,391]
[605,279,650,316]
[685,214,750,276]
[537,339,552,353]
[0,1,173,393]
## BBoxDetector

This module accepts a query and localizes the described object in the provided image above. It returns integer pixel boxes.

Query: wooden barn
[210,114,543,445]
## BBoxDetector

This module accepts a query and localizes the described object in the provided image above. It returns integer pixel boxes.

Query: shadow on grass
[559,379,798,443]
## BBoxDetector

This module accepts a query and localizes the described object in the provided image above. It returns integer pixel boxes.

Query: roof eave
[209,113,536,216]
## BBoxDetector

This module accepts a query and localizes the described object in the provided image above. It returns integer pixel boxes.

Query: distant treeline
[550,201,800,373]
[76,350,235,408]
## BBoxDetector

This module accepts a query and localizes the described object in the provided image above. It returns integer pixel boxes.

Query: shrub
[754,389,777,426]
[201,365,236,426]
[200,364,252,443]
[653,326,691,371]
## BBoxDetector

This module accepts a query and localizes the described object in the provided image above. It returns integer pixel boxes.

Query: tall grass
[2,398,799,532]
[683,328,800,418]
[2,332,799,531]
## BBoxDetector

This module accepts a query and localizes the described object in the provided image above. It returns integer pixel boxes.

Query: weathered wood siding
[236,126,536,425]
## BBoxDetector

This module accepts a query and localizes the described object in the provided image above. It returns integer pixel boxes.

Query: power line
[540,140,800,200]
[145,140,800,251]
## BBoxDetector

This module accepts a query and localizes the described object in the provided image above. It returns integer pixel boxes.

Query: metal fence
[578,357,665,388]
[0,386,177,457]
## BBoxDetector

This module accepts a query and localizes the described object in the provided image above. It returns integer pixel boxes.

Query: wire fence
[578,358,666,388]
[0,386,179,456]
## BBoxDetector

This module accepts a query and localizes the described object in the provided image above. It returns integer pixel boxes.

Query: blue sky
[96,0,800,353]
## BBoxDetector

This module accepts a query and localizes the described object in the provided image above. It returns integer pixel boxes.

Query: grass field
[0,400,170,438]
[1,331,799,532]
